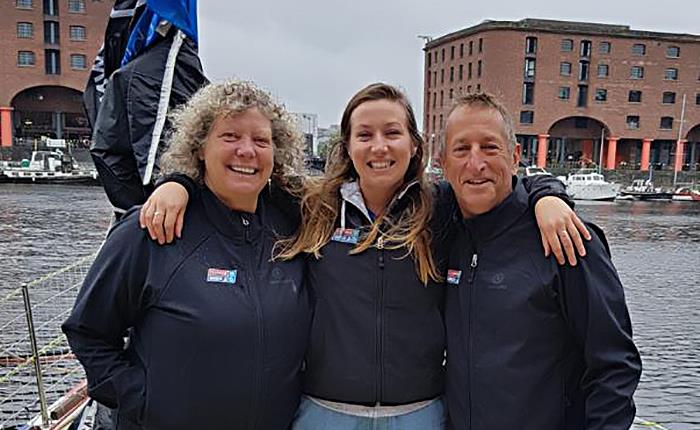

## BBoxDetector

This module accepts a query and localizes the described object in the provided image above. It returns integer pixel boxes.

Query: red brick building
[423,19,700,172]
[0,0,111,147]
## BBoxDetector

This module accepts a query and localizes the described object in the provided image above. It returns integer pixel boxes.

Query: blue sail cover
[121,0,198,66]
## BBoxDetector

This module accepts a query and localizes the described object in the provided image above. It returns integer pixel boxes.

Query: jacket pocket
[112,365,148,426]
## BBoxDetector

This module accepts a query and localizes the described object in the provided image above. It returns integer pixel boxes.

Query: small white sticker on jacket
[447,269,462,285]
[206,268,237,284]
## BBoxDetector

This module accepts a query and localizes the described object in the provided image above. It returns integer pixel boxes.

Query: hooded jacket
[62,186,311,430]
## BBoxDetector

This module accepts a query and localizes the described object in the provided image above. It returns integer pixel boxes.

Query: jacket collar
[340,180,419,226]
[459,176,529,244]
[201,186,264,240]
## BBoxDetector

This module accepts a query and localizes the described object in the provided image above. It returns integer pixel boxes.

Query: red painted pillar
[640,138,652,171]
[581,139,594,162]
[606,136,618,169]
[536,134,549,168]
[0,107,13,147]
[674,139,687,172]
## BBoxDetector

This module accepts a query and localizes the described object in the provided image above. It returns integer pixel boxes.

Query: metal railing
[0,253,96,429]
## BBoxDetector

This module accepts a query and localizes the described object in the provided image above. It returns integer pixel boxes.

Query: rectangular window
[522,82,534,105]
[662,92,676,104]
[525,36,537,54]
[458,64,463,81]
[44,21,59,44]
[666,46,680,58]
[696,93,700,106]
[468,62,472,79]
[629,90,642,103]
[441,49,445,62]
[432,92,436,109]
[580,40,592,57]
[460,43,464,58]
[597,64,609,78]
[449,88,453,100]
[68,0,85,13]
[17,22,33,38]
[469,41,473,55]
[440,91,444,107]
[478,38,483,53]
[520,111,534,124]
[626,115,640,129]
[599,41,611,54]
[16,0,33,8]
[477,60,482,78]
[432,71,436,87]
[450,66,454,82]
[43,0,58,15]
[664,68,678,81]
[660,117,674,129]
[69,25,86,41]
[560,62,572,76]
[632,43,646,55]
[427,52,431,68]
[595,88,607,102]
[476,84,481,92]
[450,46,455,60]
[561,39,573,52]
[524,58,536,78]
[440,69,444,84]
[577,85,588,107]
[558,87,570,100]
[578,61,589,81]
[70,53,87,70]
[45,49,60,74]
[630,66,644,79]
[17,50,35,66]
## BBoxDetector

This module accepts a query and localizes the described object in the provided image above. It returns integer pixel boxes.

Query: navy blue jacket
[444,178,641,430]
[62,186,311,430]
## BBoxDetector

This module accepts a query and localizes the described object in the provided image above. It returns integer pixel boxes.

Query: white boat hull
[567,183,620,201]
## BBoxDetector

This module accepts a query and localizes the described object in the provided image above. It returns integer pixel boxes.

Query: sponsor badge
[206,268,237,284]
[331,227,361,244]
[446,269,462,285]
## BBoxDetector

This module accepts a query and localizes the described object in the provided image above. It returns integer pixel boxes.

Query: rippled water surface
[0,185,698,428]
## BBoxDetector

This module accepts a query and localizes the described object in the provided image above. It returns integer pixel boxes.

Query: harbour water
[0,184,698,429]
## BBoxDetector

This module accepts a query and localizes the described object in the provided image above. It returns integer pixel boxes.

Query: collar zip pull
[377,235,385,268]
[241,215,251,242]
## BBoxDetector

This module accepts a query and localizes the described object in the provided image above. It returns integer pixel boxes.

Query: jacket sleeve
[90,71,152,212]
[61,212,155,419]
[556,223,642,430]
[522,175,574,209]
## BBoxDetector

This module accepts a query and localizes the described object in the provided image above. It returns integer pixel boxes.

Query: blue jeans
[291,396,446,430]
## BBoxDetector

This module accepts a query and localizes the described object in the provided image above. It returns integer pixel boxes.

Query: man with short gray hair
[441,93,641,429]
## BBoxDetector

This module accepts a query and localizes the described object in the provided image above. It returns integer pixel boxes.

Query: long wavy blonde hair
[277,83,439,284]
[160,79,305,192]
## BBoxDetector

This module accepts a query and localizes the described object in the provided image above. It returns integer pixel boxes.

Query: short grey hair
[438,92,518,156]
[160,79,306,190]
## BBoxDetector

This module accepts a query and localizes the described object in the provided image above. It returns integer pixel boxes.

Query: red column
[0,107,13,147]
[640,138,652,171]
[674,139,687,172]
[606,136,618,169]
[536,134,549,168]
[581,139,594,162]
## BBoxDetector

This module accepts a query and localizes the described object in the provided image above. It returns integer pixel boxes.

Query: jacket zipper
[376,235,385,404]
[467,249,478,429]
[243,215,264,429]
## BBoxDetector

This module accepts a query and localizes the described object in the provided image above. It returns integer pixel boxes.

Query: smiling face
[347,99,415,202]
[442,105,520,218]
[201,108,273,212]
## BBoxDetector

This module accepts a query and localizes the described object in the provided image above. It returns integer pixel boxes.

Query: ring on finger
[559,230,568,236]
[154,211,162,217]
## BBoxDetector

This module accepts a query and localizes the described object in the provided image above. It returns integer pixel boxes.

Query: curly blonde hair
[276,83,440,284]
[160,79,306,191]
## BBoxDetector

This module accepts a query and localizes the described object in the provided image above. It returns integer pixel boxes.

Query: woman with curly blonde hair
[64,80,312,430]
[140,82,587,429]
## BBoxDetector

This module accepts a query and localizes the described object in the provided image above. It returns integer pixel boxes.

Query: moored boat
[671,186,700,202]
[619,179,673,201]
[0,150,99,185]
[557,170,620,201]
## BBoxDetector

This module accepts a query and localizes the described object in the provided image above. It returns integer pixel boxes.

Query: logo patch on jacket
[331,227,361,244]
[447,269,462,285]
[206,268,237,284]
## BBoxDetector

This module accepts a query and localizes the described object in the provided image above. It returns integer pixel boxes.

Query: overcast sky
[197,0,698,128]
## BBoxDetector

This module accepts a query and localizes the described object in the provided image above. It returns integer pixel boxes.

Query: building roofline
[424,18,700,50]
